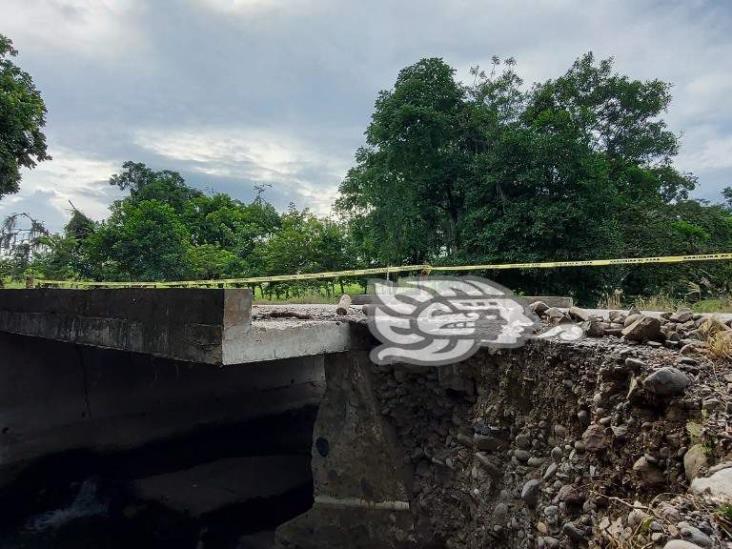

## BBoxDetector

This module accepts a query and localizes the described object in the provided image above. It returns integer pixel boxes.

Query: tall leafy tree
[85,200,193,281]
[109,161,203,214]
[0,35,50,198]
[338,54,723,301]
[337,58,471,263]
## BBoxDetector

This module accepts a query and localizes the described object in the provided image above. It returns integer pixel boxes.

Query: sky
[1,0,731,232]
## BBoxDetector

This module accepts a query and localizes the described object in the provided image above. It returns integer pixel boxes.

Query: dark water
[0,409,316,549]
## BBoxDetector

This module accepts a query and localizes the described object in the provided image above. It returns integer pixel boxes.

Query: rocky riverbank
[369,306,732,548]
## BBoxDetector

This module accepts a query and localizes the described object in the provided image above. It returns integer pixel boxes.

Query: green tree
[188,244,243,280]
[184,192,280,258]
[79,163,287,282]
[32,234,80,280]
[85,200,193,281]
[337,58,471,263]
[262,208,321,275]
[29,206,97,279]
[0,35,50,197]
[338,54,718,301]
[109,161,203,214]
[65,206,96,242]
[0,212,48,279]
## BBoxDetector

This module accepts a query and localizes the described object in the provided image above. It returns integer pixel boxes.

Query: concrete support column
[276,351,415,549]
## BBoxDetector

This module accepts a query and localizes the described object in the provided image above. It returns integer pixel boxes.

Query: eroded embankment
[370,336,731,548]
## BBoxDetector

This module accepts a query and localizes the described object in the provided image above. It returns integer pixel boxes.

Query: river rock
[581,424,607,452]
[474,434,504,451]
[663,541,705,549]
[521,479,541,508]
[557,484,585,505]
[624,313,642,327]
[584,320,608,337]
[689,467,732,503]
[562,522,586,542]
[683,444,708,481]
[544,307,566,324]
[622,316,662,342]
[678,524,712,547]
[670,308,693,323]
[543,505,559,526]
[569,306,591,322]
[643,367,690,396]
[708,461,732,474]
[543,463,558,481]
[633,456,665,485]
[493,502,508,523]
[514,433,531,449]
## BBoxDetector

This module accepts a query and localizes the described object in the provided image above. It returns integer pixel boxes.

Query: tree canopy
[2,53,730,304]
[0,34,49,198]
[337,54,731,299]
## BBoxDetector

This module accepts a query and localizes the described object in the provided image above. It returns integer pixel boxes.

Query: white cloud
[2,0,732,215]
[0,147,121,231]
[676,128,732,172]
[195,0,313,16]
[134,127,347,215]
[0,0,146,58]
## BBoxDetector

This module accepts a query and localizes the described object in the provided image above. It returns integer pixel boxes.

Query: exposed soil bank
[364,338,731,548]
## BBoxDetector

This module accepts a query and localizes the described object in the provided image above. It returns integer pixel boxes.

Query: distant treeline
[2,54,731,303]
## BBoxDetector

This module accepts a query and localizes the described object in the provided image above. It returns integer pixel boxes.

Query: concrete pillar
[276,351,415,549]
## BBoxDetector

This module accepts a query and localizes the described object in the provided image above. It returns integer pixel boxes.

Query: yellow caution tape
[34,264,431,288]
[32,252,732,288]
[430,252,732,271]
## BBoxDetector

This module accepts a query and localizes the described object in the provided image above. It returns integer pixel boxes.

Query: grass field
[251,283,366,304]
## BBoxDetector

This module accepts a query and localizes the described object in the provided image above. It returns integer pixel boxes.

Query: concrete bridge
[4,289,727,548]
[0,288,407,548]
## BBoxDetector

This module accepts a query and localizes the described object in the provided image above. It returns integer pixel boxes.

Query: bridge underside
[0,289,476,547]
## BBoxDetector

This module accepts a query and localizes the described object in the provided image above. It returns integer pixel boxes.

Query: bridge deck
[0,289,370,365]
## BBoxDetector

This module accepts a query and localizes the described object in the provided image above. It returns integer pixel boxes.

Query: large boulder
[624,313,642,327]
[643,367,690,396]
[568,306,591,322]
[669,308,693,323]
[689,466,732,503]
[544,307,566,324]
[622,316,663,342]
[663,541,705,549]
[583,319,608,337]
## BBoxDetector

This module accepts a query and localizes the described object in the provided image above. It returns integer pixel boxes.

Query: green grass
[716,504,732,523]
[692,298,732,313]
[0,277,26,289]
[598,290,732,313]
[252,282,366,304]
[633,295,732,313]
